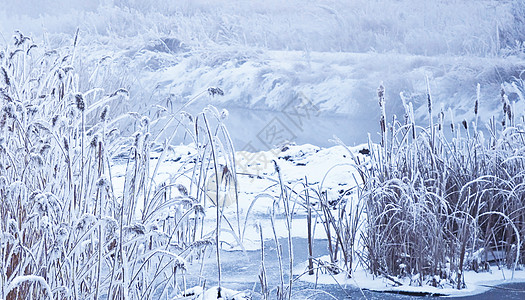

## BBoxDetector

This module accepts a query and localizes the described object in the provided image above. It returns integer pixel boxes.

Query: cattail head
[133,132,142,148]
[449,108,455,133]
[100,105,109,121]
[73,28,79,48]
[1,67,10,86]
[377,84,385,107]
[63,137,69,152]
[475,83,480,116]
[75,93,85,111]
[272,160,280,174]
[426,76,432,116]
[378,84,386,134]
[177,184,188,196]
[400,92,410,125]
[427,93,432,115]
[438,105,444,131]
[507,100,512,123]
[501,85,509,127]
[90,135,98,148]
[462,119,468,130]
[51,115,59,127]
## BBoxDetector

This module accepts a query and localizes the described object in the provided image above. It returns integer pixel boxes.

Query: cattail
[438,105,444,131]
[177,184,188,196]
[501,86,509,127]
[133,132,142,148]
[449,107,455,133]
[400,92,410,126]
[409,102,415,139]
[475,83,480,116]
[1,67,10,86]
[426,77,432,116]
[507,100,513,126]
[51,115,59,127]
[100,105,109,121]
[63,137,69,152]
[462,120,468,130]
[75,93,85,111]
[90,135,98,148]
[378,84,386,135]
[272,160,280,174]
[73,28,79,48]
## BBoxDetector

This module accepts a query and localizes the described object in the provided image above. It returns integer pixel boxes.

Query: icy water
[454,283,525,300]
[222,107,376,151]
[182,235,525,299]
[169,103,377,151]
[184,236,375,299]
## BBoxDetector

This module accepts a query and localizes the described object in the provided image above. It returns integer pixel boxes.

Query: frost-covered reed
[344,83,525,289]
[0,33,239,299]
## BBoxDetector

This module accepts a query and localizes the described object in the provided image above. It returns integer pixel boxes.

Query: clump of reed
[0,32,239,299]
[351,82,525,289]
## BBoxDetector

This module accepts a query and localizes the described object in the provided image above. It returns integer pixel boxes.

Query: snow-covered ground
[111,142,525,298]
[111,143,365,244]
